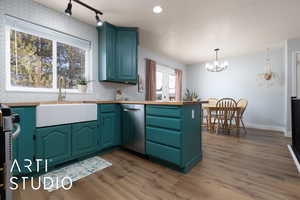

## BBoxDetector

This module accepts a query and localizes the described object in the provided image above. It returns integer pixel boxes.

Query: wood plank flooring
[15,129,300,200]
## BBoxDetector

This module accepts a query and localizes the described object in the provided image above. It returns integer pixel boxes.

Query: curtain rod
[5,14,91,44]
[144,58,179,70]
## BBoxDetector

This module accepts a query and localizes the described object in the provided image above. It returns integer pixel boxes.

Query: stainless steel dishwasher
[121,104,145,154]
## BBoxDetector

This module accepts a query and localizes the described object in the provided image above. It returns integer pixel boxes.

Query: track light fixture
[95,14,103,26]
[65,0,72,16]
[64,0,104,26]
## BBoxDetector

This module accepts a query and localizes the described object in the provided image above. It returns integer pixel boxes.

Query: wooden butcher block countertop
[4,100,208,107]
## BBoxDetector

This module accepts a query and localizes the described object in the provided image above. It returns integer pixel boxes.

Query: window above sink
[5,15,92,93]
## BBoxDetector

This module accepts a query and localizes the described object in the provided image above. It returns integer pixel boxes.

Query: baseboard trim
[288,144,300,173]
[285,131,292,137]
[245,123,285,133]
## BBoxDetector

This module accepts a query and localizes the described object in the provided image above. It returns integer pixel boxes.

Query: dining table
[202,103,243,133]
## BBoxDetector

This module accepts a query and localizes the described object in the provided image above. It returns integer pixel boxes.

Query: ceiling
[34,0,300,65]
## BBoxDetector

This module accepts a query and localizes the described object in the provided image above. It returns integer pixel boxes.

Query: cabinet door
[100,113,116,149]
[116,29,138,83]
[72,121,98,157]
[98,23,117,81]
[12,107,36,175]
[106,25,117,80]
[36,125,71,167]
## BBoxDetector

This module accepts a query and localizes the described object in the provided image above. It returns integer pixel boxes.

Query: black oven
[292,97,300,162]
[0,104,20,200]
[292,97,300,161]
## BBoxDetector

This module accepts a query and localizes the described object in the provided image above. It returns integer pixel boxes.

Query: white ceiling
[34,0,300,64]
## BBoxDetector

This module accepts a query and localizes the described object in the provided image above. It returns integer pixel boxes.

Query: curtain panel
[146,59,157,101]
[175,69,183,101]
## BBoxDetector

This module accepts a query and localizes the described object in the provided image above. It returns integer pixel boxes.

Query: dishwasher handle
[123,108,141,112]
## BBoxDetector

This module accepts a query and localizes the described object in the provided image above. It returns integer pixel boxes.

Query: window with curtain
[156,65,176,101]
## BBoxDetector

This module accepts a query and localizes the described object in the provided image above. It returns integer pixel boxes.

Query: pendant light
[205,49,228,72]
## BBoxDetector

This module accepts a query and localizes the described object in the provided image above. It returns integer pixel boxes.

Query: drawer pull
[0,184,4,188]
[0,168,4,171]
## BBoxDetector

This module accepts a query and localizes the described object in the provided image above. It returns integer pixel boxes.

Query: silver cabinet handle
[123,108,141,112]
[12,123,21,139]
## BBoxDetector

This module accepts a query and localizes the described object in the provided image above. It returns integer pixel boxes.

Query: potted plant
[183,89,200,102]
[77,78,89,93]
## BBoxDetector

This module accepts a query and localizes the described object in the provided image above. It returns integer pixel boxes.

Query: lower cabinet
[36,125,72,167]
[36,121,100,168]
[100,113,116,149]
[72,121,98,157]
[145,104,202,172]
[98,104,121,150]
[34,104,121,170]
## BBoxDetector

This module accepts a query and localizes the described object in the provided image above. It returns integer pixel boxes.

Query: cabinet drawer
[146,106,182,118]
[146,141,181,166]
[146,116,181,130]
[100,104,115,113]
[146,127,181,148]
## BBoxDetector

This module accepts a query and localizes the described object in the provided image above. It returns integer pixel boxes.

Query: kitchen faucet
[58,76,67,102]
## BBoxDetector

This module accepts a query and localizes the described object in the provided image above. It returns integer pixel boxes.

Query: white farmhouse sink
[36,103,97,127]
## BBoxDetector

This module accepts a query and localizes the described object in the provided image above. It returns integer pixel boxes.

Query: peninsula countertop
[3,100,208,107]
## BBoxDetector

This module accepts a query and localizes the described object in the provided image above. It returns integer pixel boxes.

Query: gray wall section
[0,0,186,103]
[186,48,285,131]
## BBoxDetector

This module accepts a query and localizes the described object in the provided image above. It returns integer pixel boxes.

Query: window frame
[5,23,91,93]
[156,65,176,101]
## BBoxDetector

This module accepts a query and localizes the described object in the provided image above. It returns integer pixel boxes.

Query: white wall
[0,0,186,103]
[186,48,285,131]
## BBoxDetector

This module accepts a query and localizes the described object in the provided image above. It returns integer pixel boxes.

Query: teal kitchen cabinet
[116,28,138,83]
[98,22,138,84]
[145,104,202,173]
[100,113,116,149]
[98,104,121,149]
[36,125,72,167]
[11,107,36,175]
[72,121,98,157]
[98,22,117,81]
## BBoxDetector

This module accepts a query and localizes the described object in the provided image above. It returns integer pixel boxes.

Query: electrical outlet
[192,109,195,119]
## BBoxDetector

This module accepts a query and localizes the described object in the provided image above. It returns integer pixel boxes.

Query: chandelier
[205,48,228,72]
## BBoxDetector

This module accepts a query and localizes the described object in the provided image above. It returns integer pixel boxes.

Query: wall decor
[257,48,280,87]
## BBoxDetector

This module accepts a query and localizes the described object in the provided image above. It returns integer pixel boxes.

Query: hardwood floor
[15,129,300,200]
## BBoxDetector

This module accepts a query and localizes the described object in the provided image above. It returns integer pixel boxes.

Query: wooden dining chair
[236,99,248,133]
[203,98,218,131]
[214,98,237,134]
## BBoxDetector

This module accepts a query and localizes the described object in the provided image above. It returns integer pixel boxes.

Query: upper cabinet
[98,23,117,81]
[98,22,138,84]
[116,28,138,83]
